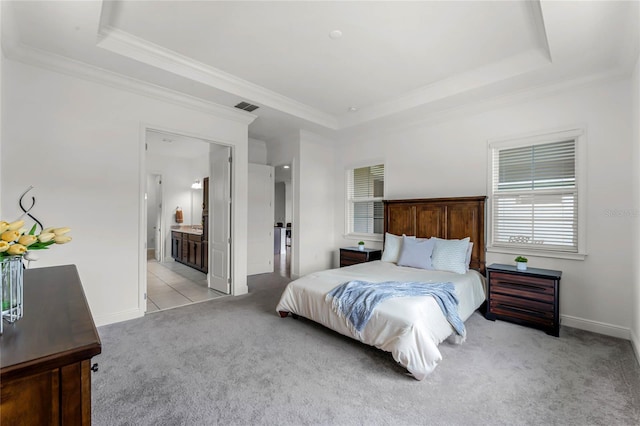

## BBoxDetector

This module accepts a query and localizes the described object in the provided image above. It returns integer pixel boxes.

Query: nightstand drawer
[341,250,367,262]
[491,293,554,314]
[490,271,555,288]
[490,299,555,328]
[490,273,555,303]
[339,248,382,267]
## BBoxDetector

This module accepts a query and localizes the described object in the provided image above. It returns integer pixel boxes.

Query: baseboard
[560,314,631,340]
[94,307,144,327]
[631,328,640,367]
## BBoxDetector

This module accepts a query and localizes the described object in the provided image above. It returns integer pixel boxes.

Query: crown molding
[2,39,257,126]
[96,25,339,130]
[338,48,552,129]
[337,65,629,144]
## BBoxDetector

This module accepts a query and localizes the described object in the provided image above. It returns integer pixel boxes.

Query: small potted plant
[515,256,528,271]
[358,241,365,251]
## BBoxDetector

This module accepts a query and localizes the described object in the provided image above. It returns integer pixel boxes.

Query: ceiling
[3,1,638,144]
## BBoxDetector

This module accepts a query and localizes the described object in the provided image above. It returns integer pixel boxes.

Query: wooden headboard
[383,196,487,275]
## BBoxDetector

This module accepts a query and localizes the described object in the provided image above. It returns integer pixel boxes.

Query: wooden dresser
[486,263,562,337]
[339,247,382,267]
[1,265,102,425]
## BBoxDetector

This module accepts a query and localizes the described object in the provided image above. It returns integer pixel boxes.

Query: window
[488,129,585,256]
[346,164,384,238]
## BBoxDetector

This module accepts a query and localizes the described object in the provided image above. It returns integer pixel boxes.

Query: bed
[276,196,487,380]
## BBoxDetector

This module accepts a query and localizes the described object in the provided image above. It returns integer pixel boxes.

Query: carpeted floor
[93,282,640,425]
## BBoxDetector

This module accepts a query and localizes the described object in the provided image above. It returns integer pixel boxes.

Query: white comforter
[275,261,486,380]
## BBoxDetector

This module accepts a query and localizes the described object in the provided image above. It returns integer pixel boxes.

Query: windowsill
[487,246,587,261]
[344,233,383,243]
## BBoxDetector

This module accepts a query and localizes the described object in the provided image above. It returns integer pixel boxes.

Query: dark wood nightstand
[485,263,562,337]
[339,247,382,267]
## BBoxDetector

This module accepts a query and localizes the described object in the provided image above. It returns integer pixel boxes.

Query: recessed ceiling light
[283,165,290,169]
[329,30,342,39]
[348,106,358,112]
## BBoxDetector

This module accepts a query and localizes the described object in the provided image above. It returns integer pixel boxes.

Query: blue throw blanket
[325,280,465,339]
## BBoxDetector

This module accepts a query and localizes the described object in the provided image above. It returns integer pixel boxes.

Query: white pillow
[465,242,474,271]
[381,233,415,263]
[431,237,471,274]
[397,236,435,270]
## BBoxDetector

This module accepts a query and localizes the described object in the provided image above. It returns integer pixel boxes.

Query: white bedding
[275,260,486,380]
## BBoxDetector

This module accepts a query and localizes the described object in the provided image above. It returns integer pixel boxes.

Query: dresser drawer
[490,272,555,303]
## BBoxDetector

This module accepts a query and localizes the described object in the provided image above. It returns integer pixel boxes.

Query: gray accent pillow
[397,236,435,270]
[381,233,415,263]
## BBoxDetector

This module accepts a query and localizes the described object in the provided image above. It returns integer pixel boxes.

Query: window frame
[487,128,587,260]
[345,163,385,242]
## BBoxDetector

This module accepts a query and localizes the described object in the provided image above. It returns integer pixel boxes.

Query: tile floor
[147,248,292,313]
[146,260,225,312]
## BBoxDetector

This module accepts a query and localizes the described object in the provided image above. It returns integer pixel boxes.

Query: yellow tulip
[38,232,55,243]
[18,235,38,247]
[7,220,24,231]
[7,244,27,255]
[0,241,9,252]
[1,230,20,242]
[0,222,10,233]
[54,235,72,244]
[53,227,71,235]
[42,227,56,234]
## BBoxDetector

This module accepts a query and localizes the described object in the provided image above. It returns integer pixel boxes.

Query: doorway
[274,164,292,278]
[144,129,232,312]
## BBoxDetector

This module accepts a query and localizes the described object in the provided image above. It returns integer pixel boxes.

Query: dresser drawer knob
[91,363,99,373]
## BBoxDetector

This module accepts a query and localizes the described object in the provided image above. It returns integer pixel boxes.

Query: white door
[247,164,275,275]
[146,173,163,261]
[154,175,162,261]
[209,144,231,294]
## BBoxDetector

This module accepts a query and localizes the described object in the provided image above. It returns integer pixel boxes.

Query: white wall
[297,131,336,275]
[249,137,268,165]
[631,54,640,361]
[1,58,252,326]
[335,77,635,338]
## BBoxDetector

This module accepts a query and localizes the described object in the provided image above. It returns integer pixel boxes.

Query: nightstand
[339,247,382,267]
[485,263,562,337]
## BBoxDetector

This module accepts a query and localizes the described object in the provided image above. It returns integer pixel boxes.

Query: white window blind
[491,139,579,252]
[347,164,384,236]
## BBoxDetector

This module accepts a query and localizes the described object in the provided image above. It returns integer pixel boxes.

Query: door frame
[138,123,244,314]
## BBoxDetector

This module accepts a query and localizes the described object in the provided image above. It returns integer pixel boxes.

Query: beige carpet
[93,283,640,425]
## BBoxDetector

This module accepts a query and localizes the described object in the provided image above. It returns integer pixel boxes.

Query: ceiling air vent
[234,101,259,112]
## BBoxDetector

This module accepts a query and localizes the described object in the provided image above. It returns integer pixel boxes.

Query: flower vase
[358,244,365,251]
[1,256,24,334]
[516,261,527,271]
